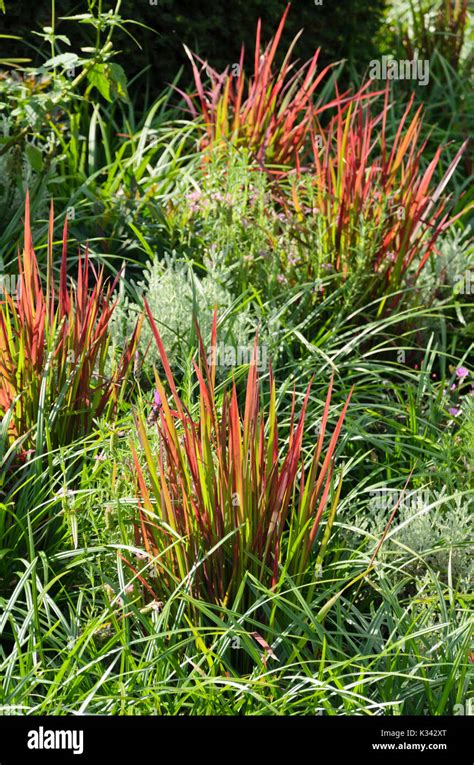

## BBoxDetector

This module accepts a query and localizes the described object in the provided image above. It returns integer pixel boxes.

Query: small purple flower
[148,390,163,425]
[448,407,460,417]
[456,366,469,379]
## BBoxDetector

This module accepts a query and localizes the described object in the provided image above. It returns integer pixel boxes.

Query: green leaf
[109,63,128,101]
[87,62,128,103]
[59,14,93,20]
[44,52,77,70]
[87,64,112,102]
[25,144,43,172]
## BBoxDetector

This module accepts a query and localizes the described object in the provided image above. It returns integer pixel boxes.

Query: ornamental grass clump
[0,195,142,451]
[181,4,356,169]
[130,306,352,608]
[283,88,469,301]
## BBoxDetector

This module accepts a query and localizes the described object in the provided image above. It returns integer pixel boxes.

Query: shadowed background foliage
[1,0,388,92]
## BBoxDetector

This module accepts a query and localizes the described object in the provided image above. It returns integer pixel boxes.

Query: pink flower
[456,366,469,379]
[186,190,202,202]
[448,407,460,417]
[147,390,163,425]
[185,189,203,214]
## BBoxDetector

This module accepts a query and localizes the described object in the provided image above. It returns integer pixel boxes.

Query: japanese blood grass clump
[0,195,143,452]
[181,5,357,169]
[129,306,352,613]
[282,88,470,305]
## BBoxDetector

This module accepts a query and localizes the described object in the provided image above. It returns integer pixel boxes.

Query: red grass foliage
[0,194,142,448]
[129,308,352,607]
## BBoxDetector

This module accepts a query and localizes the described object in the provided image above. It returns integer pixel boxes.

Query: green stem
[70,41,113,91]
[0,126,30,157]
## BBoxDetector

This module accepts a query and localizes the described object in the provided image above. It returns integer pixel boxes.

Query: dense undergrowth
[0,0,472,715]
